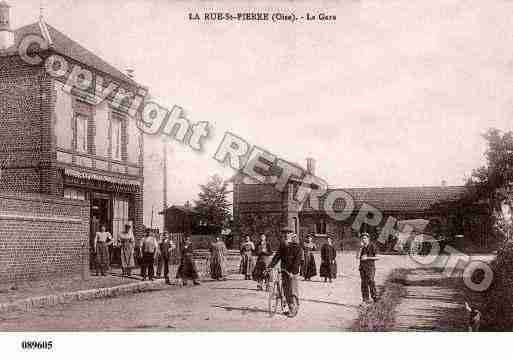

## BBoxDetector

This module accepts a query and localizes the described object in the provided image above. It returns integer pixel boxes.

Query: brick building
[0,3,145,267]
[233,157,491,249]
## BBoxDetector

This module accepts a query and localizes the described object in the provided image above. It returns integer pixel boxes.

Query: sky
[8,0,513,228]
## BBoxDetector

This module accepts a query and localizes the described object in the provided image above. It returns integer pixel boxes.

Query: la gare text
[188,12,336,22]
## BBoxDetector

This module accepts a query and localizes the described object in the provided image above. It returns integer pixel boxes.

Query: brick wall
[0,192,90,284]
[0,55,58,195]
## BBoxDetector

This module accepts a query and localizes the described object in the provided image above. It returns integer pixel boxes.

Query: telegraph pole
[163,139,168,211]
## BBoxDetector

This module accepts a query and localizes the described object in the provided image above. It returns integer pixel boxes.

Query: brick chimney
[0,1,14,50]
[306,157,316,175]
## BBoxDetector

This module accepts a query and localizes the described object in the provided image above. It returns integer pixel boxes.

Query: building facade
[233,158,492,249]
[0,7,145,248]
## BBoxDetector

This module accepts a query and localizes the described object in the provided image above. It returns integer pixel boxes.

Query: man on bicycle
[266,227,303,318]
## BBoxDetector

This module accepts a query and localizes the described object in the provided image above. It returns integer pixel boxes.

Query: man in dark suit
[159,232,175,285]
[267,228,304,318]
[359,232,378,303]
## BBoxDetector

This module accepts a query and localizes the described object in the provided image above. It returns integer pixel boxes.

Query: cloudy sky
[10,0,513,227]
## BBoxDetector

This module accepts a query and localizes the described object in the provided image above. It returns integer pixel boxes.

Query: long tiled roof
[11,22,139,87]
[310,186,469,213]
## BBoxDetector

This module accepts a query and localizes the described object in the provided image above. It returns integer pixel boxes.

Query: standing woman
[119,224,135,277]
[94,224,112,276]
[239,235,255,280]
[210,237,228,280]
[252,233,273,290]
[176,237,201,286]
[301,235,317,281]
[320,236,337,283]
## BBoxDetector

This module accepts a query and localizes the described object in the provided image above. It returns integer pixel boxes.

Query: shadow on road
[212,305,285,316]
[299,298,360,309]
[211,287,262,292]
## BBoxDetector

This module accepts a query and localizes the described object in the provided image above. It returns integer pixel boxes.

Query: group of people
[237,233,339,286]
[93,225,183,285]
[93,225,379,312]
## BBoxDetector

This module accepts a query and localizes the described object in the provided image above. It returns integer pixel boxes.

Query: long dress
[239,241,255,277]
[210,241,228,279]
[95,231,112,272]
[119,231,135,270]
[319,243,337,279]
[252,241,272,282]
[301,242,317,280]
[176,244,199,280]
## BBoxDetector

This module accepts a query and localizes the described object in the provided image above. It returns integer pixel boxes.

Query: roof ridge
[14,21,140,88]
[329,185,466,190]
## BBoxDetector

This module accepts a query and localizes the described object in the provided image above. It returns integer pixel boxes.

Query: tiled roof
[11,22,139,87]
[310,186,468,213]
[160,205,198,215]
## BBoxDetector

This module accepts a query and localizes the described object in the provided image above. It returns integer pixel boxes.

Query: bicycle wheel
[268,281,281,316]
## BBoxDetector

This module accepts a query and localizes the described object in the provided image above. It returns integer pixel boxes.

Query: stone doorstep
[0,279,167,315]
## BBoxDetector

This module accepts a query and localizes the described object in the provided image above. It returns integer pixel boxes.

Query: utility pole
[163,139,168,211]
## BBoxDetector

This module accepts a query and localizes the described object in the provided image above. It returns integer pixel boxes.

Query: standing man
[159,232,174,284]
[320,236,337,283]
[267,228,303,318]
[358,233,379,304]
[141,229,159,281]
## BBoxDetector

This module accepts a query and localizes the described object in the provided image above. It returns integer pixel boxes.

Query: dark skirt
[320,261,337,279]
[239,253,255,276]
[252,256,271,281]
[301,253,317,279]
[96,242,110,269]
[176,255,199,280]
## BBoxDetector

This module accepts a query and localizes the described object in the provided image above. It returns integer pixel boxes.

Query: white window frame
[111,114,122,161]
[75,113,89,154]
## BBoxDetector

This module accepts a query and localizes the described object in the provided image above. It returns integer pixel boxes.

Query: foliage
[467,128,513,243]
[194,175,231,233]
[352,268,407,331]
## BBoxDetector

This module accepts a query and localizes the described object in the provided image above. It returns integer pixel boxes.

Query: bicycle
[267,268,300,317]
[267,268,285,316]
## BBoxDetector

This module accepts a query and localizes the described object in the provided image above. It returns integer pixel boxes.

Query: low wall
[0,192,90,285]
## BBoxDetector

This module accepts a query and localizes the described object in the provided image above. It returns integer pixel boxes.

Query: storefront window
[316,218,327,235]
[64,188,86,200]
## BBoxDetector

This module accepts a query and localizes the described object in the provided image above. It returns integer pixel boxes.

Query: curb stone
[0,279,167,315]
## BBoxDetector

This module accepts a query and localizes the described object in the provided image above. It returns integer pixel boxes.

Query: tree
[467,128,513,242]
[194,175,231,233]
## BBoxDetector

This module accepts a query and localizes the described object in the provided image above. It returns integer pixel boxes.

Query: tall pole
[163,140,168,211]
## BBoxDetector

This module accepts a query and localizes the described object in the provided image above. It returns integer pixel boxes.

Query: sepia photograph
[1,0,513,354]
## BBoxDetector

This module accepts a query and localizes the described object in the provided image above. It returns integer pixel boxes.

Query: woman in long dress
[320,236,337,282]
[252,233,273,290]
[239,236,255,280]
[119,224,135,277]
[210,237,228,280]
[176,237,200,285]
[301,235,317,281]
[94,224,112,276]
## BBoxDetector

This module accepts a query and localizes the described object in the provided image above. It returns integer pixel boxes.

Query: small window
[76,114,88,153]
[315,218,327,235]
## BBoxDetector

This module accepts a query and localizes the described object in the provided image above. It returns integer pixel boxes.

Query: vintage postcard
[0,0,512,354]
